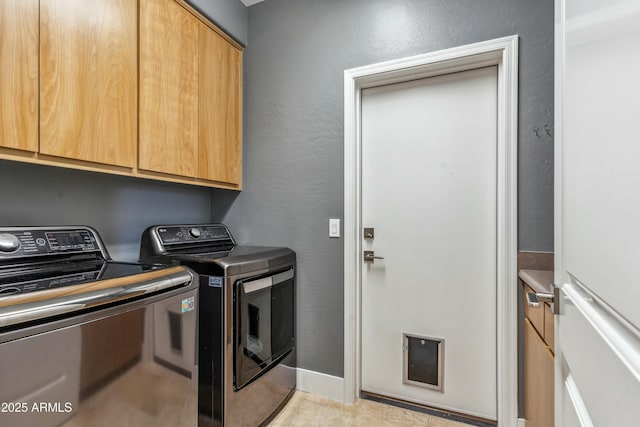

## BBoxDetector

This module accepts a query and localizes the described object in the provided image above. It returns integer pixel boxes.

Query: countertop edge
[519,269,554,294]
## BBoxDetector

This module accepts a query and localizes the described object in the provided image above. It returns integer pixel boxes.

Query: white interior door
[555,0,640,426]
[360,66,498,421]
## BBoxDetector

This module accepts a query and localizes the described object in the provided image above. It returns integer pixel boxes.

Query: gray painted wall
[0,160,213,261]
[223,0,554,377]
[187,0,248,46]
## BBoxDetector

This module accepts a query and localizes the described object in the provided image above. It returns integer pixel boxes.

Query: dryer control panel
[155,225,235,246]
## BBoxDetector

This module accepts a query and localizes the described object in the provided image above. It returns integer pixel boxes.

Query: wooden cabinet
[139,0,242,186]
[0,0,39,153]
[522,275,554,427]
[0,0,242,189]
[524,318,554,427]
[40,0,137,167]
[139,0,199,177]
[523,284,544,334]
[198,24,242,185]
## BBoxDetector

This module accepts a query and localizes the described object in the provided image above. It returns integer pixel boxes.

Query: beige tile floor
[268,391,474,427]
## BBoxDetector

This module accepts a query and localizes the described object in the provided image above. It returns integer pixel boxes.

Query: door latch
[363,251,384,263]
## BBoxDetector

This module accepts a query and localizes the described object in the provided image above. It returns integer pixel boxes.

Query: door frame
[343,35,519,425]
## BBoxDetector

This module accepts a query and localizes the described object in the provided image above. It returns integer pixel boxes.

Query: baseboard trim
[361,391,496,427]
[296,368,345,402]
[295,369,522,425]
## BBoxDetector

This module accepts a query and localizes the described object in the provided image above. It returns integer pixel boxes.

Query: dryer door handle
[242,267,294,294]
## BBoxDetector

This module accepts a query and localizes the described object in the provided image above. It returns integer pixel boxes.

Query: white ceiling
[241,0,265,6]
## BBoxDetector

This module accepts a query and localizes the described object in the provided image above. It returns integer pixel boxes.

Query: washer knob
[0,234,21,253]
[189,228,201,238]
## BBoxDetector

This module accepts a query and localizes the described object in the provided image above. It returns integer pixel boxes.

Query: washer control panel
[156,225,233,246]
[0,228,98,258]
[0,270,103,296]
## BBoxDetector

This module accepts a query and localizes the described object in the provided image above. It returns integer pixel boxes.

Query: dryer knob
[189,228,201,238]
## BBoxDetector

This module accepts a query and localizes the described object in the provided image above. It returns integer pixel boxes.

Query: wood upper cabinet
[198,24,242,185]
[139,0,242,184]
[39,0,137,167]
[0,0,39,152]
[139,0,199,177]
[1,0,242,189]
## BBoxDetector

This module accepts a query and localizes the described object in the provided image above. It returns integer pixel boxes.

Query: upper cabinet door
[0,0,38,153]
[139,0,199,177]
[198,24,242,185]
[39,0,137,167]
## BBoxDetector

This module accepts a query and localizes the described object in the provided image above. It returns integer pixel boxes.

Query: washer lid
[0,264,194,328]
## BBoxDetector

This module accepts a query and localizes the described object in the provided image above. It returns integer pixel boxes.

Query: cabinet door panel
[0,0,38,152]
[543,302,554,353]
[40,0,137,167]
[523,284,544,335]
[524,318,554,427]
[198,24,242,185]
[139,0,198,177]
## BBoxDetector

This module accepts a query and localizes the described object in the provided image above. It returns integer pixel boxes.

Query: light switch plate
[329,219,340,238]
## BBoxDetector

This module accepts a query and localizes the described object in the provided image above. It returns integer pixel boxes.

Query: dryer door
[233,267,295,389]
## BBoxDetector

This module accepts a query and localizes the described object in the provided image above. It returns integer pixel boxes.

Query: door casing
[343,35,519,426]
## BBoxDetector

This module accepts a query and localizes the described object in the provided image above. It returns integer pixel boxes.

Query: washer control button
[189,228,201,238]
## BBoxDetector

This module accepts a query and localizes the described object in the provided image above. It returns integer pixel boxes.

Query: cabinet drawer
[523,284,544,336]
[544,302,554,352]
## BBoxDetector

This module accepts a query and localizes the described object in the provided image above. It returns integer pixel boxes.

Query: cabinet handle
[527,292,554,308]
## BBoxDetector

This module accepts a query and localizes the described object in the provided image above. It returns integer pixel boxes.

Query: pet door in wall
[403,333,444,392]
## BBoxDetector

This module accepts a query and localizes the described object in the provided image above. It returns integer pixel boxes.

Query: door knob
[364,251,384,263]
